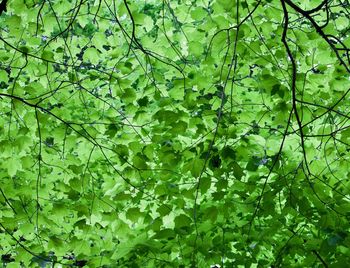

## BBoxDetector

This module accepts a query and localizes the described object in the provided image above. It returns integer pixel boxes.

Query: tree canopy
[1,0,350,267]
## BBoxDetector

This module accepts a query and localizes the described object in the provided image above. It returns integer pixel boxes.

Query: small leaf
[152,229,175,239]
[174,214,192,229]
[190,158,204,177]
[5,158,21,177]
[200,176,211,194]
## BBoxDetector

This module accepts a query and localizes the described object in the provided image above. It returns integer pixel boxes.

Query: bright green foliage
[0,0,350,267]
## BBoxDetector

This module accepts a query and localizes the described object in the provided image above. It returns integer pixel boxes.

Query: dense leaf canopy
[1,0,350,267]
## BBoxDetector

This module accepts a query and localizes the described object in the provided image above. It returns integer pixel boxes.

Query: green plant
[0,0,350,267]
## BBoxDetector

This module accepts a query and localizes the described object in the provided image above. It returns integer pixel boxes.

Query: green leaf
[83,47,100,64]
[152,229,175,239]
[174,214,192,229]
[41,50,54,61]
[126,208,141,221]
[0,0,349,266]
[189,158,205,177]
[200,176,211,194]
[4,158,21,177]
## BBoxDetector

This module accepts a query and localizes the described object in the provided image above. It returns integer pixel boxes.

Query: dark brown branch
[0,0,7,16]
[284,0,350,73]
[312,250,328,268]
